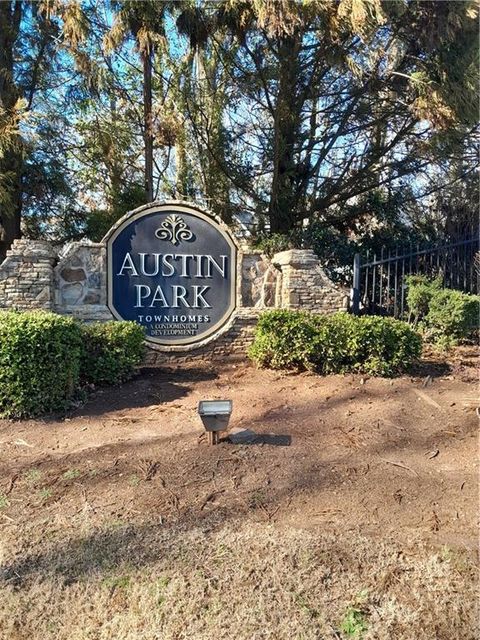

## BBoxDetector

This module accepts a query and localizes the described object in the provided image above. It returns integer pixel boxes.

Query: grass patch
[102,575,131,590]
[128,474,141,487]
[38,487,53,502]
[25,469,42,485]
[63,469,81,481]
[340,606,367,638]
[0,521,476,640]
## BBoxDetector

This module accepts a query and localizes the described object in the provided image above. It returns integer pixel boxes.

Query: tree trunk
[0,1,23,261]
[0,179,22,261]
[267,33,302,235]
[143,48,154,203]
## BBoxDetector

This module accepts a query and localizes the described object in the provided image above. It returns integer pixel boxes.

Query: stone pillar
[54,242,112,320]
[272,249,349,313]
[240,251,282,308]
[0,239,57,310]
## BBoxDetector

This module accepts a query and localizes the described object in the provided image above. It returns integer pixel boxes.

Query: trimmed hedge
[0,312,146,418]
[247,310,321,371]
[80,320,145,385]
[406,276,479,348]
[0,310,83,418]
[248,310,422,376]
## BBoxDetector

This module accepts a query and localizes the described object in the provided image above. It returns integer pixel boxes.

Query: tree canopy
[0,0,478,260]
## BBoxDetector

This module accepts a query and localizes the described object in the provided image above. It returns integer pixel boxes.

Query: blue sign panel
[106,203,237,346]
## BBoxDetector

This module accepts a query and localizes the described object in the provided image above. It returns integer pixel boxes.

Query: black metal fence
[351,235,479,318]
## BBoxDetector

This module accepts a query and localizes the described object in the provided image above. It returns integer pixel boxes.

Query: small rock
[60,267,86,283]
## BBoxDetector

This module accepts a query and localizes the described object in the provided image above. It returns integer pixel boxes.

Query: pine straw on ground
[0,519,477,640]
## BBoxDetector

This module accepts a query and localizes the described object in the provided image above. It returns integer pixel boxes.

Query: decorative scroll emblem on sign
[155,214,194,246]
[105,202,237,348]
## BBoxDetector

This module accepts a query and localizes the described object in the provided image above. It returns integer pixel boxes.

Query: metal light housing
[198,400,232,445]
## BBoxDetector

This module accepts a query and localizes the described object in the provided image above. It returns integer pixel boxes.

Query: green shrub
[0,310,83,418]
[425,289,479,347]
[405,275,442,321]
[248,310,422,376]
[252,232,301,257]
[406,276,479,347]
[0,312,145,418]
[80,321,145,385]
[340,314,422,376]
[248,309,322,370]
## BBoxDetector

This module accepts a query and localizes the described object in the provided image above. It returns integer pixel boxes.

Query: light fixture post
[198,400,233,446]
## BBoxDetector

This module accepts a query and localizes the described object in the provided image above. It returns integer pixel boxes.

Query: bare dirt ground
[0,346,478,639]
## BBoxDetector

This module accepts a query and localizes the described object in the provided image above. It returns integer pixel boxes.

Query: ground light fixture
[198,400,233,445]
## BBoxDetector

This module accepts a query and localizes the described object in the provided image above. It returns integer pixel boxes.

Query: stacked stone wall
[54,242,112,321]
[0,240,56,310]
[0,239,349,364]
[273,249,348,314]
[143,309,259,366]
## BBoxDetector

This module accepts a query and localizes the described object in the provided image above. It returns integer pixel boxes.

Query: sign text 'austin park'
[106,203,237,346]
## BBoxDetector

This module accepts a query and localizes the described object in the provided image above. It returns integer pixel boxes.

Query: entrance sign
[106,203,237,347]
